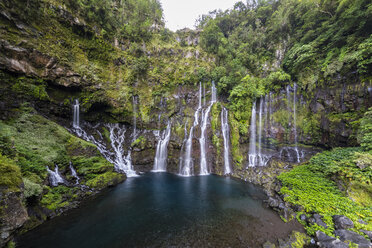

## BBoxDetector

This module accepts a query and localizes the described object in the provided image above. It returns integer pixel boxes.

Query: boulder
[333,215,354,229]
[0,192,29,247]
[334,229,372,248]
[309,214,328,229]
[360,230,372,241]
[316,231,348,248]
[267,197,280,208]
[299,214,307,222]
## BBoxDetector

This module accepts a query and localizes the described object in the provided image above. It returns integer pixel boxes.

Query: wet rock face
[315,231,348,248]
[310,82,372,147]
[0,191,28,247]
[334,229,372,248]
[0,40,88,88]
[333,215,354,230]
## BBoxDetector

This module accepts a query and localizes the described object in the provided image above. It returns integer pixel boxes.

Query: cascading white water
[258,97,263,165]
[211,81,217,102]
[46,165,65,187]
[199,106,212,175]
[72,124,137,177]
[293,83,300,163]
[179,83,202,176]
[248,101,257,167]
[69,162,80,184]
[107,123,137,176]
[248,98,269,167]
[199,82,217,175]
[221,107,231,174]
[153,121,172,172]
[73,99,80,128]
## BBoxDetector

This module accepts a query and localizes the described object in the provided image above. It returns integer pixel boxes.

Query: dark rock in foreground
[316,231,348,248]
[333,215,354,230]
[334,229,372,248]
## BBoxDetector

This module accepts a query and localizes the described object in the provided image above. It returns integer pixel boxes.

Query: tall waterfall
[69,162,80,184]
[221,107,231,174]
[199,82,217,175]
[179,83,202,176]
[293,83,300,163]
[153,121,172,172]
[73,99,80,128]
[211,81,217,102]
[248,98,269,167]
[47,165,65,187]
[258,97,263,163]
[248,101,257,167]
[107,124,137,176]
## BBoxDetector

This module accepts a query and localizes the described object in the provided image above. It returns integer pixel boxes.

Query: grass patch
[278,147,372,236]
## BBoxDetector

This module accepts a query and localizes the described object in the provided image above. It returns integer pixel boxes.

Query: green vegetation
[85,172,126,190]
[211,103,222,160]
[278,147,372,236]
[40,186,76,211]
[358,107,372,151]
[198,0,371,134]
[0,106,125,214]
[0,154,22,192]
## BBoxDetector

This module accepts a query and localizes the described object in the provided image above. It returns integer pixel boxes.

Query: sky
[160,0,239,31]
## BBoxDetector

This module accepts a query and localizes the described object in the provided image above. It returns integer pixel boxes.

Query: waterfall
[211,81,217,102]
[293,83,300,163]
[248,100,257,167]
[248,98,269,167]
[221,107,231,174]
[199,106,212,175]
[47,165,65,187]
[72,124,137,177]
[73,99,80,128]
[69,162,80,184]
[258,97,263,165]
[199,82,217,175]
[153,121,171,172]
[179,83,202,176]
[107,123,137,176]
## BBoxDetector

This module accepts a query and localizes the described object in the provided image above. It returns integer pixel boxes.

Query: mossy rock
[0,154,22,193]
[85,172,126,190]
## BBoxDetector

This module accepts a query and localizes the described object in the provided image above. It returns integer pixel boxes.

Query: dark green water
[17,173,302,247]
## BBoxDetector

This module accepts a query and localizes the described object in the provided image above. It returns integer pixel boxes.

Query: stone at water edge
[315,231,348,248]
[333,215,354,230]
[334,229,372,248]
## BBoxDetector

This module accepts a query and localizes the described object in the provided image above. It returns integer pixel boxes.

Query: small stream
[17,173,303,248]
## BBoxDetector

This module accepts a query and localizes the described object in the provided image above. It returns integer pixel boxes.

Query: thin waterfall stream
[221,107,231,174]
[293,83,300,163]
[73,99,80,129]
[199,82,217,175]
[46,165,65,187]
[153,121,172,172]
[179,82,202,176]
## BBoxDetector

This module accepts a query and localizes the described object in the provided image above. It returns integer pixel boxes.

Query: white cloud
[160,0,239,31]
